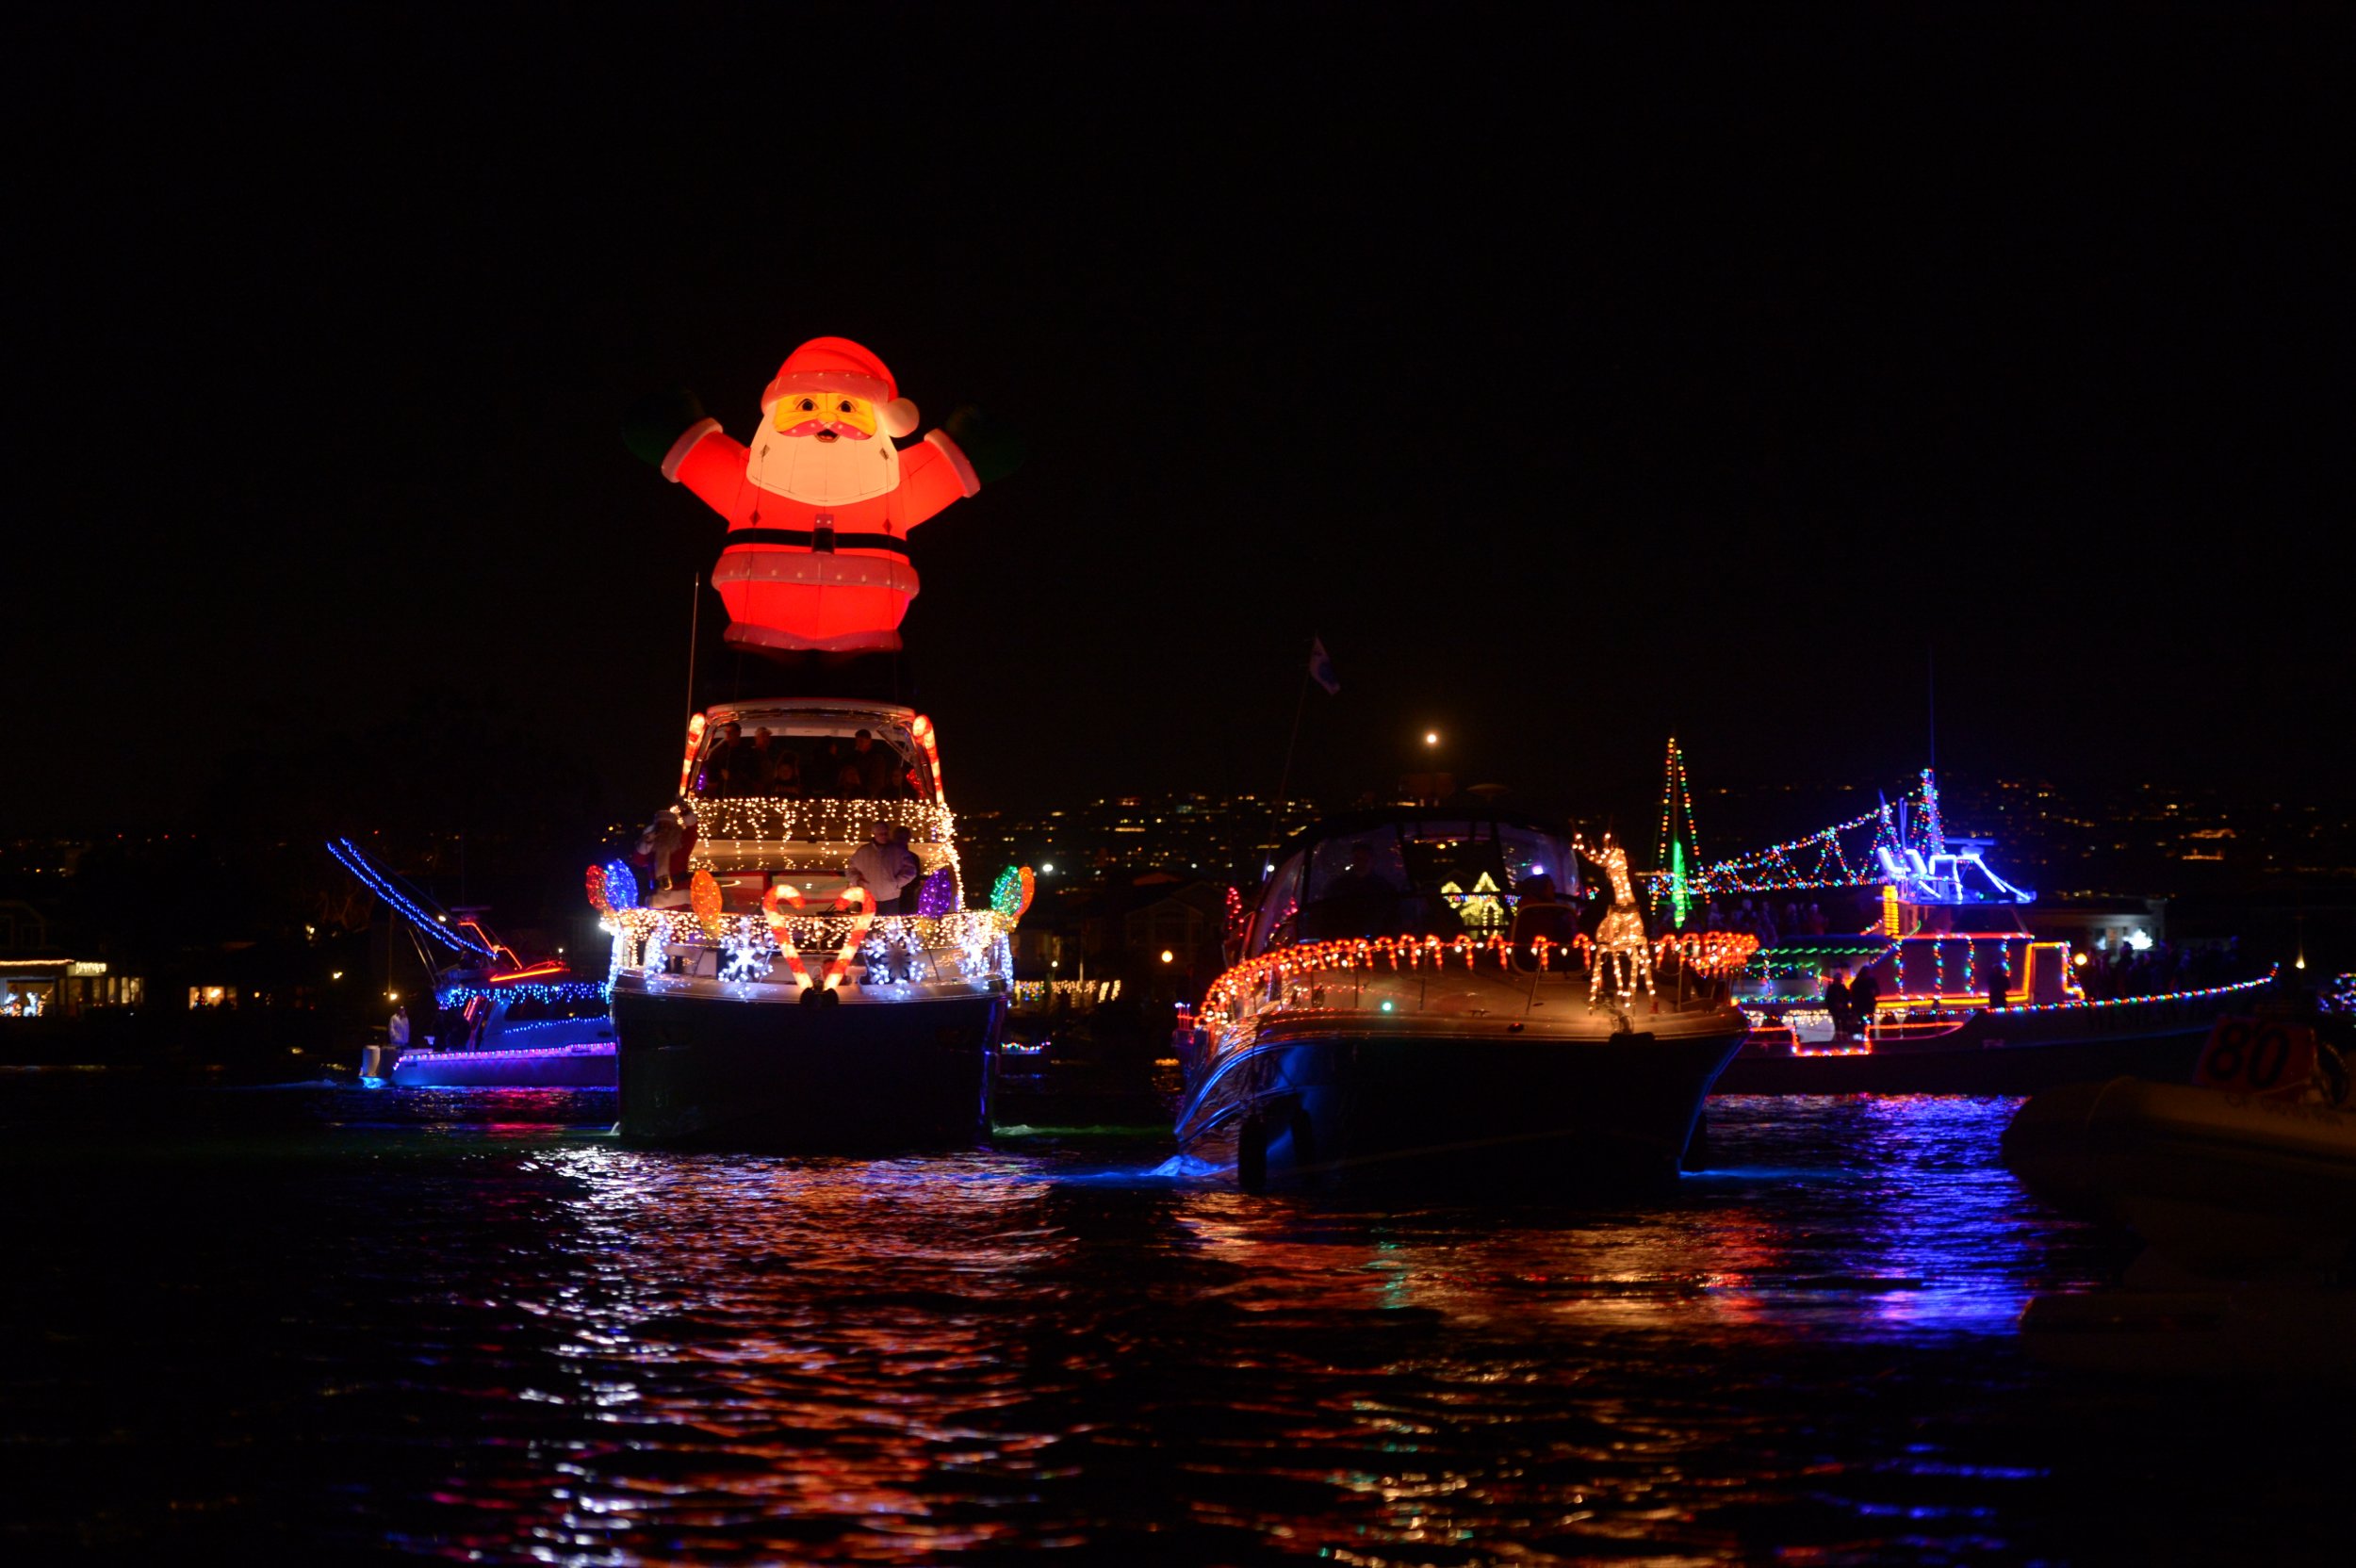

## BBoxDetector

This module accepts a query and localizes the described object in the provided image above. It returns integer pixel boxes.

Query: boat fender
[1237,1114,1268,1192]
[359,1045,382,1082]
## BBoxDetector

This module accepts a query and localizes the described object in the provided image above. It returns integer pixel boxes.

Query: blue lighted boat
[1706,783,2275,1093]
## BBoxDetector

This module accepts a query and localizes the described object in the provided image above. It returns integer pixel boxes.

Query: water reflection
[1,1089,2323,1563]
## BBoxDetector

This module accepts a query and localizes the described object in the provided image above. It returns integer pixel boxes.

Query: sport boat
[602,698,1021,1147]
[327,839,618,1089]
[2002,1009,2356,1278]
[1171,809,1754,1188]
[2002,1006,2356,1378]
[1705,776,2274,1092]
[387,961,615,1088]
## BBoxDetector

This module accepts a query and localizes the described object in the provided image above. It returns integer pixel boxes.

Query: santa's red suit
[657,337,982,653]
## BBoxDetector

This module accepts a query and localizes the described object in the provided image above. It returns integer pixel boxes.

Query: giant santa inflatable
[627,337,1006,654]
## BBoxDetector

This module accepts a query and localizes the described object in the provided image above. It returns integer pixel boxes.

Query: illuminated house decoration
[1650,736,1703,928]
[644,336,991,655]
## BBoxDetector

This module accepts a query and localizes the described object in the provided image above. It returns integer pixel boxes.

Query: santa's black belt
[724,527,906,558]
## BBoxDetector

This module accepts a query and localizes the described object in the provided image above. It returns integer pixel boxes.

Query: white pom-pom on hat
[879,399,920,438]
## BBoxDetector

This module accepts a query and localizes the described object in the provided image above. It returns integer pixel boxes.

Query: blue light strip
[326,838,497,959]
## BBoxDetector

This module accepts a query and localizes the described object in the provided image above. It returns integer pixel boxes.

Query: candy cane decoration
[760,883,875,991]
[761,883,816,991]
[825,887,874,989]
[908,713,945,798]
[678,712,708,797]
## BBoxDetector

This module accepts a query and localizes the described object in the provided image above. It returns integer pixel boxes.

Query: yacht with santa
[606,336,1026,1147]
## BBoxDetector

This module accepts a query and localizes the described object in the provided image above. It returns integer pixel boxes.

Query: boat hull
[612,982,1003,1147]
[1176,1021,1745,1186]
[1714,1016,2212,1095]
[2002,1076,2356,1277]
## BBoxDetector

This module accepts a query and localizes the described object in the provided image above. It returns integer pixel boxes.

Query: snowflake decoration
[718,916,777,983]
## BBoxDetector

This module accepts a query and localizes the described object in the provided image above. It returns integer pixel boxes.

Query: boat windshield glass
[692,710,931,801]
[1288,821,1576,943]
[1247,854,1306,956]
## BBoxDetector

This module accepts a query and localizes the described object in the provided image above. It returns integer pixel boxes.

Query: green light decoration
[1651,737,1702,928]
[990,865,1036,923]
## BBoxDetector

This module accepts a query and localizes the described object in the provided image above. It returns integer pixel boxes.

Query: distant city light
[1423,731,1440,746]
[331,971,343,981]
[1040,861,1055,874]
[1159,949,1174,964]
[1380,999,1395,1012]
[2125,929,2153,952]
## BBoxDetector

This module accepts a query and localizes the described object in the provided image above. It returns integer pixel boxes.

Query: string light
[1578,834,1654,1002]
[1650,737,1702,927]
[1198,928,1759,1027]
[326,839,497,959]
[689,796,955,847]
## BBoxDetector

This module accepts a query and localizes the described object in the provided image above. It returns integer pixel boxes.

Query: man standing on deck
[845,820,922,915]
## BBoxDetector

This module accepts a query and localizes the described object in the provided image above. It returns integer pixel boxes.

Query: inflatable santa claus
[626,337,1012,654]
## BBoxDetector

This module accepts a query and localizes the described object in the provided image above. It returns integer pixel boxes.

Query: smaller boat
[1172,809,1753,1188]
[1710,800,2273,1093]
[328,839,618,1090]
[386,960,615,1089]
[2002,1043,2356,1280]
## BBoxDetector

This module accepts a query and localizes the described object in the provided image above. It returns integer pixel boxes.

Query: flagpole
[1267,669,1312,875]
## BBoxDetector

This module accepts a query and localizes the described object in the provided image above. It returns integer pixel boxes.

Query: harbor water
[2,1075,2340,1564]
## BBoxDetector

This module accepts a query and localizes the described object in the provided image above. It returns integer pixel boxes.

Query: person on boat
[1323,843,1398,902]
[701,721,744,794]
[744,727,781,791]
[845,820,923,915]
[388,1004,410,1054]
[850,729,903,798]
[1848,964,1881,1035]
[1988,962,2009,1012]
[768,750,805,798]
[1824,967,1856,1040]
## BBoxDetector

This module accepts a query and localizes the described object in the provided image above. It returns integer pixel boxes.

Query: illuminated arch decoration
[654,337,989,655]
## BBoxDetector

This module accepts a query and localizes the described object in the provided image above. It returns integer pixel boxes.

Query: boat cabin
[1241,810,1583,960]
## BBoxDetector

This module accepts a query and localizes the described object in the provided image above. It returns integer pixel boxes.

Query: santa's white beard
[744,428,903,505]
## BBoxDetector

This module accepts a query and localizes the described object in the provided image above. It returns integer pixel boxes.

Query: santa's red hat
[761,335,912,418]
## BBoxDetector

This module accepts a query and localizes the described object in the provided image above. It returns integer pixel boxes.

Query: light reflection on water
[0,1087,2337,1563]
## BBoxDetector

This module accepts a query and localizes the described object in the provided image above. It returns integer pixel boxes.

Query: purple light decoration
[915,867,957,918]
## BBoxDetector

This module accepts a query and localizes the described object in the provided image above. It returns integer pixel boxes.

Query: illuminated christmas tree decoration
[1650,737,1703,927]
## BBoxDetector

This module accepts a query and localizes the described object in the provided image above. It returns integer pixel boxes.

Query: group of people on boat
[2079,937,2243,1002]
[695,722,916,800]
[1700,898,1830,943]
[1819,963,1885,1039]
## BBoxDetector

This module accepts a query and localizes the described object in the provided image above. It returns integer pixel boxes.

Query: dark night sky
[8,6,2348,840]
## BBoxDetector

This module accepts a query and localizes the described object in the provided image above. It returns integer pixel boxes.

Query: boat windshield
[1252,820,1578,952]
[692,710,932,801]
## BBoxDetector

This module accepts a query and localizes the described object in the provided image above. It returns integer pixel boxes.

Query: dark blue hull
[1176,1023,1746,1186]
[613,986,1004,1148]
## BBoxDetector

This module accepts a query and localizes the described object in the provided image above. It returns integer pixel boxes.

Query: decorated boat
[602,700,1021,1145]
[1171,809,1754,1187]
[1642,759,2278,1094]
[608,333,1027,1147]
[328,838,617,1089]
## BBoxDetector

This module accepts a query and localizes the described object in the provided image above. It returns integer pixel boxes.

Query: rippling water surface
[1,1079,2338,1564]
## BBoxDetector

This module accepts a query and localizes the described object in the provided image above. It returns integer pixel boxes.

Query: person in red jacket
[626,336,1016,654]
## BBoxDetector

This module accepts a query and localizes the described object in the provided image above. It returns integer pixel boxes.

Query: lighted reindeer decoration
[1577,834,1655,1004]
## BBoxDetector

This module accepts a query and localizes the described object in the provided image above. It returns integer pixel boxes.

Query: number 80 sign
[2194,1017,2316,1095]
